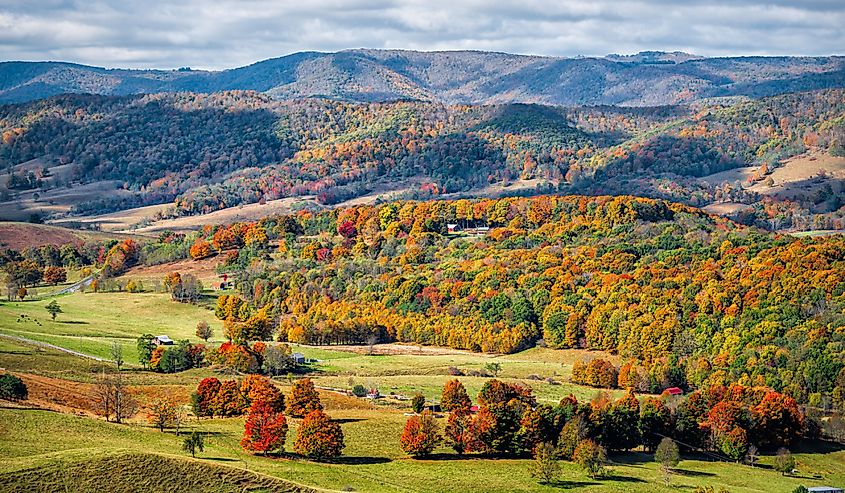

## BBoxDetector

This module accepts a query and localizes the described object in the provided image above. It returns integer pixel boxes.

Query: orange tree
[241,375,285,413]
[287,378,322,417]
[293,409,345,460]
[441,379,472,413]
[400,411,441,457]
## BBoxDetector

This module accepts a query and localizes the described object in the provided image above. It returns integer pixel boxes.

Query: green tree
[573,439,608,479]
[45,300,62,321]
[0,373,28,401]
[136,334,155,369]
[484,362,502,377]
[411,393,426,414]
[110,342,124,370]
[655,437,680,485]
[529,441,561,484]
[182,432,205,458]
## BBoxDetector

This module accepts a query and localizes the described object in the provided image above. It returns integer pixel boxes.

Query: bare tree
[745,444,759,467]
[94,369,137,423]
[110,342,124,371]
[366,334,379,355]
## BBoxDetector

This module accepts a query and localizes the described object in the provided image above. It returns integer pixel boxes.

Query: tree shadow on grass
[204,457,242,462]
[57,321,89,325]
[333,418,366,424]
[674,469,716,477]
[422,453,491,461]
[544,480,601,489]
[320,456,392,465]
[604,474,647,483]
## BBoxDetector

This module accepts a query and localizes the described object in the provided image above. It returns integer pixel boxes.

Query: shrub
[774,448,795,476]
[352,384,367,397]
[0,374,27,401]
[411,393,426,414]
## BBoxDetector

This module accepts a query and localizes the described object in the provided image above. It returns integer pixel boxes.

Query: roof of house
[808,487,844,493]
[665,387,683,395]
[155,335,173,342]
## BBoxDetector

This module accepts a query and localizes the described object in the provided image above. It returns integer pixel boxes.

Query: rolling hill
[2,50,845,106]
[1,87,842,231]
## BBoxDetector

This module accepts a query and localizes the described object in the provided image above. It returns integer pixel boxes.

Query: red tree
[751,391,804,449]
[193,377,221,417]
[241,400,288,455]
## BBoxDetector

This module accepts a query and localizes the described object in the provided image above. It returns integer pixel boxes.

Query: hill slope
[2,50,845,106]
[0,450,315,493]
[2,88,842,230]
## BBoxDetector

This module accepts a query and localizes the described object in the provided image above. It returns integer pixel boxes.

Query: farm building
[152,335,174,346]
[292,352,305,364]
[808,487,844,493]
[664,387,683,396]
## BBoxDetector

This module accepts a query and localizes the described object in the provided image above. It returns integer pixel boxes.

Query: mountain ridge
[2,49,844,106]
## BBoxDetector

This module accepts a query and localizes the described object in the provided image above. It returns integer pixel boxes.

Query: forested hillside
[2,50,845,106]
[2,88,843,229]
[125,194,845,405]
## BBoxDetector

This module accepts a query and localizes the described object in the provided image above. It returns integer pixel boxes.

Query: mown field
[1,291,845,492]
[0,291,224,365]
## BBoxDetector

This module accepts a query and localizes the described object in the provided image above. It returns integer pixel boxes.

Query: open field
[1,400,843,493]
[0,291,223,365]
[0,180,134,222]
[126,197,311,234]
[120,256,224,286]
[0,222,132,250]
[700,150,845,200]
[50,204,173,233]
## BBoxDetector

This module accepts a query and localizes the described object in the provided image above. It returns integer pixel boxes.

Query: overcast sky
[1,0,843,70]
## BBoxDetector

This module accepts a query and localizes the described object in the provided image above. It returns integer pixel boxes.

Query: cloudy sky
[1,0,843,70]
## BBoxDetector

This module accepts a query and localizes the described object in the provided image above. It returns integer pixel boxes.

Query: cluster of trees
[189,375,345,459]
[184,194,845,406]
[401,379,804,470]
[1,238,140,299]
[136,334,205,373]
[191,375,285,418]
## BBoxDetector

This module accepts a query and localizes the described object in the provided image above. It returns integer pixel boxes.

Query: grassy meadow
[0,291,224,365]
[1,290,844,492]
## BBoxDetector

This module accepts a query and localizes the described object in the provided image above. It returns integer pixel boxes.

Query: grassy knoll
[0,291,222,365]
[1,406,843,493]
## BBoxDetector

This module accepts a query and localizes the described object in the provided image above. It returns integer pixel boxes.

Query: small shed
[366,388,380,399]
[664,387,683,396]
[447,223,461,233]
[808,487,844,493]
[292,352,305,364]
[153,335,174,346]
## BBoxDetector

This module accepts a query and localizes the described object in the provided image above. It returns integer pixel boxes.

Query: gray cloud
[0,0,842,69]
